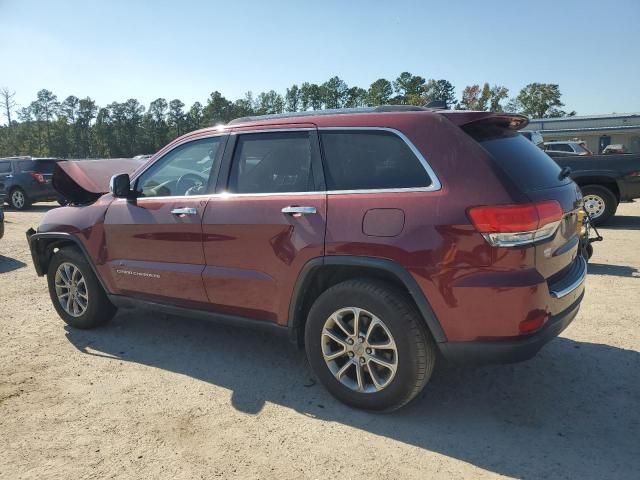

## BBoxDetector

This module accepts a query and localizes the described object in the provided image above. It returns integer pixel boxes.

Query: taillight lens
[31,172,45,184]
[468,200,563,247]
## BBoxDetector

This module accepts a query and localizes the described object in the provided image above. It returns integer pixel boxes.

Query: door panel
[202,194,326,323]
[201,128,326,324]
[104,197,210,305]
[102,135,225,306]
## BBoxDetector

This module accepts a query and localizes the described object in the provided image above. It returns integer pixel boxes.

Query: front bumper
[439,293,583,365]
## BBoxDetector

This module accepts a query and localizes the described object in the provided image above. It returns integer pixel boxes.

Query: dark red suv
[27,106,586,411]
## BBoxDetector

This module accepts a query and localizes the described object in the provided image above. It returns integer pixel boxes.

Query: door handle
[281,206,317,216]
[171,207,198,216]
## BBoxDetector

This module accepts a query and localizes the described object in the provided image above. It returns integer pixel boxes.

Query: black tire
[304,279,436,411]
[47,247,116,329]
[9,187,31,210]
[581,185,617,226]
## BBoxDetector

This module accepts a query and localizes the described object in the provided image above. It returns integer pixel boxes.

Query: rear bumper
[439,293,583,365]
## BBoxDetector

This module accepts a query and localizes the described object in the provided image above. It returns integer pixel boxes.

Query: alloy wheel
[54,262,89,317]
[321,307,398,393]
[11,190,25,209]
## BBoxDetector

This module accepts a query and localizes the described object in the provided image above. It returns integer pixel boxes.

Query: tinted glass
[550,143,573,152]
[0,161,11,174]
[19,160,58,173]
[228,132,313,194]
[320,130,431,190]
[466,124,569,191]
[137,137,222,197]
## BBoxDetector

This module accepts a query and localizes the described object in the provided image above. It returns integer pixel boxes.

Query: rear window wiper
[559,166,572,180]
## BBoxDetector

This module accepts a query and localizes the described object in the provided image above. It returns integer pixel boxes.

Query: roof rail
[226,105,431,125]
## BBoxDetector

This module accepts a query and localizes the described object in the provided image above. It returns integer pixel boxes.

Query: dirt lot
[1,202,638,480]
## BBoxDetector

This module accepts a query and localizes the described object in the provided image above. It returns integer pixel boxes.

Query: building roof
[529,112,640,123]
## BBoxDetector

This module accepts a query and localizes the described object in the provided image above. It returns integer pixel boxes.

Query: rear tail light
[467,200,563,247]
[30,172,45,184]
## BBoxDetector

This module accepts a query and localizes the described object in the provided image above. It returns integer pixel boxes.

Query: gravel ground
[1,201,639,480]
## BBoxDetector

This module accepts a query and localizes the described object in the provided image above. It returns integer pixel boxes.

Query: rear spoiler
[53,158,145,204]
[438,111,529,130]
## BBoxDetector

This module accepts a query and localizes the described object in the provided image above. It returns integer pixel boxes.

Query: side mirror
[109,173,131,198]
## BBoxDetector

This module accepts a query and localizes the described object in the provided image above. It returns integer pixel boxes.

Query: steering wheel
[175,173,206,195]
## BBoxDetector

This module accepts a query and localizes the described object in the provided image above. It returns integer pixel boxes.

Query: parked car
[549,153,640,224]
[544,141,593,156]
[0,157,62,210]
[27,107,587,411]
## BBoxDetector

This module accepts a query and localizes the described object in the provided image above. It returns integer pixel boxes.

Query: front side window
[228,131,313,194]
[320,130,432,191]
[136,137,223,197]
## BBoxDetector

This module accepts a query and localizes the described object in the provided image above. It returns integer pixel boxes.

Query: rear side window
[549,143,573,152]
[466,123,569,191]
[18,160,58,173]
[228,131,313,194]
[320,130,431,191]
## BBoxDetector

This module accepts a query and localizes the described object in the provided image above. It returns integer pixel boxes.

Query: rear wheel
[305,279,436,411]
[581,185,617,226]
[9,187,30,210]
[47,247,116,329]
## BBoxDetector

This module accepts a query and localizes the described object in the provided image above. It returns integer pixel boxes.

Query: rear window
[320,130,431,191]
[19,160,58,173]
[465,123,569,191]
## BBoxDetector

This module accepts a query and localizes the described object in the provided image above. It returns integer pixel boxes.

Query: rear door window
[466,124,569,191]
[228,131,314,194]
[550,144,572,152]
[31,160,58,173]
[320,130,432,191]
[0,161,12,174]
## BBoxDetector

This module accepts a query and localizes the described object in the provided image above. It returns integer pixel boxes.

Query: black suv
[0,157,61,210]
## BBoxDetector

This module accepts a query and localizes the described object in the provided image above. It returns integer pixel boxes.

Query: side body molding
[288,255,447,344]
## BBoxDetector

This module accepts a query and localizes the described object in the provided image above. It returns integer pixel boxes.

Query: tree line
[0,73,574,158]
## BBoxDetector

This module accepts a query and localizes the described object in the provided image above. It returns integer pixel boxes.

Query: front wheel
[47,247,116,329]
[305,279,436,411]
[581,185,617,226]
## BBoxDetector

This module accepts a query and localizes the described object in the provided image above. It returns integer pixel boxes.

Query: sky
[1,0,639,118]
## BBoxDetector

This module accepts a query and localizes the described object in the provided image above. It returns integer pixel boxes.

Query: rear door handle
[171,207,198,216]
[281,206,317,216]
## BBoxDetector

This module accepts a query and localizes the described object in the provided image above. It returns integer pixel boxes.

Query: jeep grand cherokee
[27,106,586,411]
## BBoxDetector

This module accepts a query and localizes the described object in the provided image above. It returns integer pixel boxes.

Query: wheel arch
[26,230,108,292]
[573,176,620,202]
[287,256,447,346]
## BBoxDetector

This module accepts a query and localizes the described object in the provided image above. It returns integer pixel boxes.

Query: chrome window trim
[127,126,442,199]
[318,127,441,194]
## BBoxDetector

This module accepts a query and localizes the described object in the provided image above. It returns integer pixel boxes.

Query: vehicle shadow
[65,310,640,479]
[0,255,27,273]
[588,262,639,278]
[602,214,640,230]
